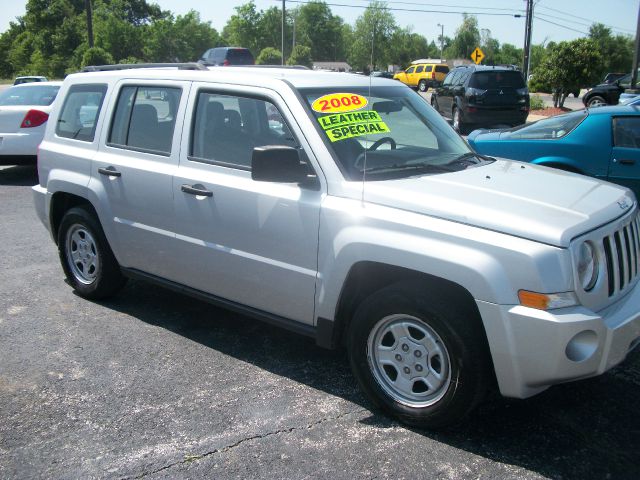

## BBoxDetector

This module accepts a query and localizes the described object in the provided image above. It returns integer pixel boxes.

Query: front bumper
[477,279,640,398]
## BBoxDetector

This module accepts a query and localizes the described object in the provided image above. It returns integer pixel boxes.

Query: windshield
[299,86,487,180]
[507,110,587,139]
[0,84,59,106]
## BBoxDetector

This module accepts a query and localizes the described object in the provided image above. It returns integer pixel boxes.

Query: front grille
[601,213,640,297]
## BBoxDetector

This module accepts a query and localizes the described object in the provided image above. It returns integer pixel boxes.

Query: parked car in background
[370,71,394,79]
[582,71,640,107]
[393,61,450,91]
[0,81,61,165]
[431,65,529,133]
[198,47,254,66]
[13,75,48,85]
[621,94,640,106]
[468,105,640,199]
[602,72,627,84]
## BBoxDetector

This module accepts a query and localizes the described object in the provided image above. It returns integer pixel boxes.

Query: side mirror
[251,145,309,183]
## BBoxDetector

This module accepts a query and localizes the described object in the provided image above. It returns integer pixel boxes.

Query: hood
[467,128,506,144]
[362,159,635,247]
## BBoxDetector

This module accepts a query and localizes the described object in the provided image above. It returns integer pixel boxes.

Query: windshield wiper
[362,162,455,174]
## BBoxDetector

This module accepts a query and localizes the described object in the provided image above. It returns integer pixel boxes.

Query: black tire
[347,282,491,429]
[58,206,126,300]
[452,106,465,134]
[430,96,439,111]
[418,80,428,92]
[586,95,607,108]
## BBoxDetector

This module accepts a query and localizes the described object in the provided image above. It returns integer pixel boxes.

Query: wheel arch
[50,192,95,245]
[317,261,487,352]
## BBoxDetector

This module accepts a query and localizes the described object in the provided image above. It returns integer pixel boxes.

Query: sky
[1,0,638,50]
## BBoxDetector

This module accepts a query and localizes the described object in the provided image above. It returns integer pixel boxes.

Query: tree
[287,45,312,68]
[222,2,262,57]
[143,11,221,62]
[445,14,480,59]
[533,38,602,106]
[589,23,633,80]
[386,28,432,68]
[294,2,345,61]
[348,1,396,71]
[81,46,114,67]
[256,47,282,65]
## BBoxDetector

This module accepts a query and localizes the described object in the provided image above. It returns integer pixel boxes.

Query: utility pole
[85,0,94,48]
[437,23,444,60]
[281,0,285,65]
[522,0,533,81]
[631,2,640,90]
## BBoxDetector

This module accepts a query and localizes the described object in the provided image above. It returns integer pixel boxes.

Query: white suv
[33,64,640,428]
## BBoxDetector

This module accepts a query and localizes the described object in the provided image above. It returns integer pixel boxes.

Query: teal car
[467,105,640,200]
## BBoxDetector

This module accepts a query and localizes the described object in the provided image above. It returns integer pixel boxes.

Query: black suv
[199,47,255,66]
[431,65,529,134]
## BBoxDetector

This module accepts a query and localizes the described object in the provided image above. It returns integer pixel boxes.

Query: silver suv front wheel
[348,282,491,429]
[367,314,451,407]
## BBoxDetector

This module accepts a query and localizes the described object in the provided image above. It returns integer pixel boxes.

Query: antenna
[361,20,375,205]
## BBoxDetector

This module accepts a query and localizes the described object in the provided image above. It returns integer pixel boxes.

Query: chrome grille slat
[601,212,640,298]
[625,222,638,278]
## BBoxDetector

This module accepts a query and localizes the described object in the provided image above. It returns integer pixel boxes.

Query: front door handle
[98,166,121,177]
[617,158,636,165]
[181,184,213,197]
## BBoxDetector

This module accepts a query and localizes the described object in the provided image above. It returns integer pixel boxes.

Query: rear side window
[424,65,433,72]
[55,84,107,142]
[469,71,525,89]
[190,92,297,169]
[415,65,424,73]
[435,65,449,73]
[613,117,640,148]
[0,85,60,106]
[108,85,182,156]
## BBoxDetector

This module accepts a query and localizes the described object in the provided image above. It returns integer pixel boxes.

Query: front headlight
[576,241,598,291]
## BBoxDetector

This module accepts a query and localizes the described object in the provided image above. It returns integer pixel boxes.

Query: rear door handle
[181,184,213,197]
[618,159,636,165]
[98,166,121,177]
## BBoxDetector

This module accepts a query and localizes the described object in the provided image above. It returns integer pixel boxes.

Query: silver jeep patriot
[33,64,640,428]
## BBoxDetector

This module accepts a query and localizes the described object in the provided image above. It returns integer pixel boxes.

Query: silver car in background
[0,81,61,165]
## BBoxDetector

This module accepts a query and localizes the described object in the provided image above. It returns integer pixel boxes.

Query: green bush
[529,94,545,110]
[256,47,282,65]
[287,45,312,69]
[81,47,114,69]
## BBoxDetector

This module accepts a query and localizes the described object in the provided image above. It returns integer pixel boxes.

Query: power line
[358,0,524,13]
[537,4,634,34]
[533,16,589,36]
[280,0,525,16]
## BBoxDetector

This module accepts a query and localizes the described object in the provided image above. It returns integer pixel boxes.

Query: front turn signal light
[518,290,578,310]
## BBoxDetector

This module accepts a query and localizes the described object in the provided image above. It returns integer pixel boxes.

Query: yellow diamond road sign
[471,47,485,65]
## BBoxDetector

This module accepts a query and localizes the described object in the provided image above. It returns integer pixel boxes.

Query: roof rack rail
[82,62,207,72]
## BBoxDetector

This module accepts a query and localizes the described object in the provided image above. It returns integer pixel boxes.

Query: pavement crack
[128,407,368,479]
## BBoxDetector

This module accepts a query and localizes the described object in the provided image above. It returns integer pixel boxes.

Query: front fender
[315,197,573,322]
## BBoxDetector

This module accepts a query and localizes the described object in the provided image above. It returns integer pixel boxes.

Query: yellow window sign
[318,111,390,142]
[312,93,368,113]
[471,47,485,65]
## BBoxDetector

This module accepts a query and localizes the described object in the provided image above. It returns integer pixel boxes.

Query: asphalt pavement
[1,165,639,480]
